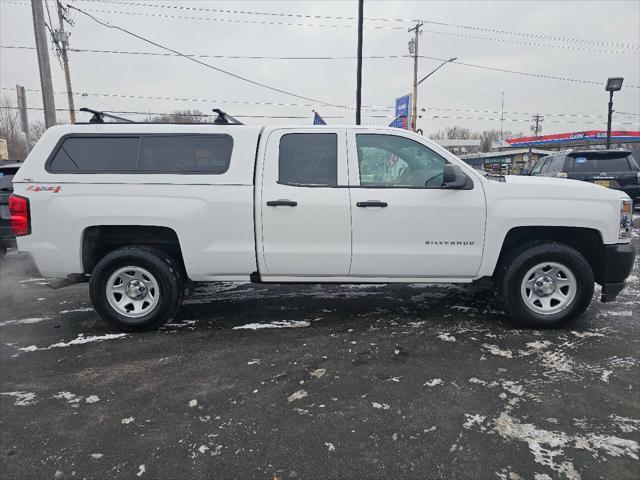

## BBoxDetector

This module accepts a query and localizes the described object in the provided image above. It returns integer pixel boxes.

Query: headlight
[620,199,633,238]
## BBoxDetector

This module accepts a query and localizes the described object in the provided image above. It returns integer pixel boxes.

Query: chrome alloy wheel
[520,261,577,315]
[106,266,160,318]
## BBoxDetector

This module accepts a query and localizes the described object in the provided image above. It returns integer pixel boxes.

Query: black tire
[89,246,183,332]
[496,241,594,328]
[0,243,6,259]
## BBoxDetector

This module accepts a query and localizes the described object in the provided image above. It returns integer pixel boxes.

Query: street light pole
[355,0,364,126]
[417,57,457,85]
[606,90,614,149]
[605,77,623,149]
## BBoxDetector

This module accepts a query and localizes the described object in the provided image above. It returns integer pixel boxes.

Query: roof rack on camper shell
[77,108,244,126]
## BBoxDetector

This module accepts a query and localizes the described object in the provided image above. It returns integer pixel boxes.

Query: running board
[47,273,88,289]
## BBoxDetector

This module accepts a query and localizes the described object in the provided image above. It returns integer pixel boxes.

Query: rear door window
[567,155,633,172]
[48,137,140,172]
[140,135,233,173]
[278,133,337,186]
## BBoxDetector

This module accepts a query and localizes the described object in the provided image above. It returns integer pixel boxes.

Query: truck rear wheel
[497,242,594,328]
[89,246,183,331]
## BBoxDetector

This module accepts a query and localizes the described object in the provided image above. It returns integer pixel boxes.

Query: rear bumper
[0,223,16,248]
[599,242,636,302]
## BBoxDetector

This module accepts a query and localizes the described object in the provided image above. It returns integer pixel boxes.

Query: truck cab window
[278,133,337,186]
[356,134,447,188]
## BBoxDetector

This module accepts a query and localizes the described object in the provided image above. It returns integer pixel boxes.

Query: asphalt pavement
[1,225,638,480]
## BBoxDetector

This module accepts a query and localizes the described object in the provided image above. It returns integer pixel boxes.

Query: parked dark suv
[530,150,640,206]
[0,162,21,258]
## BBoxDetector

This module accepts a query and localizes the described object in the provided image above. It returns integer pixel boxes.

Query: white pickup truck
[9,122,635,331]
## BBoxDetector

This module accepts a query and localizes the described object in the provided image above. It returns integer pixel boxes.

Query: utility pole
[355,0,364,125]
[31,0,56,128]
[55,0,75,123]
[408,22,423,132]
[16,85,31,154]
[499,91,504,151]
[531,114,544,137]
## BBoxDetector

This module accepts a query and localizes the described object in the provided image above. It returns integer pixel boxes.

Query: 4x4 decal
[27,185,62,193]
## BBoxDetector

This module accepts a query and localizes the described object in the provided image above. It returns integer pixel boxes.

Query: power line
[4,44,638,89]
[3,105,637,126]
[4,86,639,120]
[61,5,637,56]
[64,4,352,110]
[78,0,640,50]
[6,1,636,55]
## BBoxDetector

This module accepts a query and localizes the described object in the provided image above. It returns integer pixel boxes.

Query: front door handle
[267,199,298,207]
[356,200,388,208]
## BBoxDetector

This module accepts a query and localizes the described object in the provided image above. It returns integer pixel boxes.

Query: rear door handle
[266,199,298,207]
[356,200,388,208]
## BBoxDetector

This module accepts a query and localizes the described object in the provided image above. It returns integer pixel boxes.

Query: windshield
[567,154,636,173]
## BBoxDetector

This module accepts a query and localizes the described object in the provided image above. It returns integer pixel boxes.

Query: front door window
[356,134,447,188]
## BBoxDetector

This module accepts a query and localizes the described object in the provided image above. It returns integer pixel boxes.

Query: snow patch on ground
[287,389,308,402]
[0,391,37,406]
[540,350,574,374]
[463,413,486,430]
[0,316,51,327]
[59,307,94,314]
[610,415,640,433]
[571,330,605,339]
[372,402,390,410]
[53,391,82,403]
[310,368,326,378]
[325,442,336,452]
[482,344,514,358]
[600,370,613,383]
[424,378,443,387]
[121,417,135,424]
[437,332,456,342]
[491,410,639,479]
[136,464,146,476]
[18,333,127,352]
[233,320,310,330]
[525,340,552,351]
[85,395,99,404]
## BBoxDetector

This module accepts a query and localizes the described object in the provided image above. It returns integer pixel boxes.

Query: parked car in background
[530,150,640,207]
[0,162,21,258]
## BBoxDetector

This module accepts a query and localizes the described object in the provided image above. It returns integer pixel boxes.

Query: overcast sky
[1,0,639,137]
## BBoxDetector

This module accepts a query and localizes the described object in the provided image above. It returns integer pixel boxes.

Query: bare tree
[146,109,209,124]
[0,96,27,160]
[29,120,47,145]
[429,125,480,140]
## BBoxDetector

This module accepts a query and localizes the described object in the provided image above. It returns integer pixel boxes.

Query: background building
[459,149,552,175]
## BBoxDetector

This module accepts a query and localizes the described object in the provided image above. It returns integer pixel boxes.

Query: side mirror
[442,164,468,189]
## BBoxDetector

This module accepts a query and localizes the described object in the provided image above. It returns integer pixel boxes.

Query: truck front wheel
[89,246,183,331]
[497,242,594,328]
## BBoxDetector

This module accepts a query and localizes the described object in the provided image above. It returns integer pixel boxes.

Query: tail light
[9,194,31,236]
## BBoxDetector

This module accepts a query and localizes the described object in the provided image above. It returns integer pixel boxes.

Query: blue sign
[394,94,411,129]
